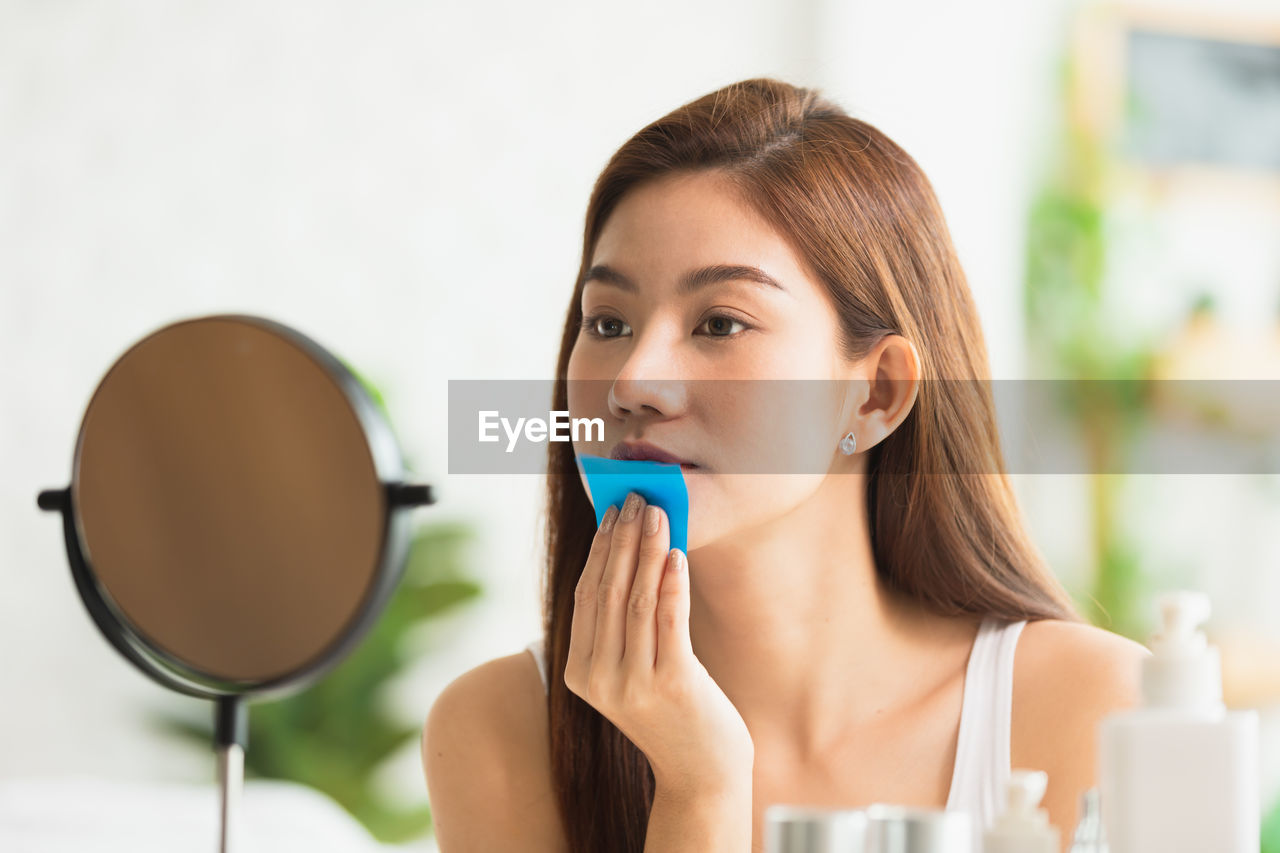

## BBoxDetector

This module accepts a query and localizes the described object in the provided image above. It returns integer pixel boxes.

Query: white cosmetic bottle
[983,769,1060,853]
[1097,590,1259,853]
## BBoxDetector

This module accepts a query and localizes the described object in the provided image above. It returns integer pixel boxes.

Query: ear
[842,334,921,452]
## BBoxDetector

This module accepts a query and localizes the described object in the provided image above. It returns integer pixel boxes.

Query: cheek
[717,381,843,475]
[687,473,827,551]
[686,386,837,548]
[566,334,618,384]
[566,339,600,385]
[566,342,584,383]
[566,378,613,460]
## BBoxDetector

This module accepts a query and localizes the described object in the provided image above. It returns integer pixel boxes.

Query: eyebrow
[580,263,788,296]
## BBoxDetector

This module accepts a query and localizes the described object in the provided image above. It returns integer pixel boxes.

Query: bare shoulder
[421,650,566,852]
[1010,618,1153,845]
[1013,612,1157,701]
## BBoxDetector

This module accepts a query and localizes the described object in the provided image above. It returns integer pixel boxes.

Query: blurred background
[2,0,1279,849]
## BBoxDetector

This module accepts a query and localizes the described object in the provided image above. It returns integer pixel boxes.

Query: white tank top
[523,614,1026,850]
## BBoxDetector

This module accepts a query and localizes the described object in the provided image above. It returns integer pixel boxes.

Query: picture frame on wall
[1070,3,1280,188]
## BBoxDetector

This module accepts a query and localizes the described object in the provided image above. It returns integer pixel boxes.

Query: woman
[423,77,1149,853]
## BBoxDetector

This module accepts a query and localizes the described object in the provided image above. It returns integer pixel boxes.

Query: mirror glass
[66,315,406,688]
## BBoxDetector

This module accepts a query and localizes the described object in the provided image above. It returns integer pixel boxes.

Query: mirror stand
[37,314,437,852]
[215,696,246,853]
[38,480,434,853]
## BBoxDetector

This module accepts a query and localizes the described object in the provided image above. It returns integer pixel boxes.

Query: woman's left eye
[699,315,748,337]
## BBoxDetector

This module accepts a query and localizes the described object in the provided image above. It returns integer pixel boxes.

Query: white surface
[0,776,414,853]
[0,0,810,798]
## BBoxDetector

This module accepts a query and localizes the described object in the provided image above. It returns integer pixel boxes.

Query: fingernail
[601,505,619,533]
[644,505,660,535]
[620,491,642,522]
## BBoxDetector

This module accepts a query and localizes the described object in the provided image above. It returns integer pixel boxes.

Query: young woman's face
[566,169,860,549]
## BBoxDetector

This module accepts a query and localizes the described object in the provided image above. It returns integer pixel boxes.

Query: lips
[610,440,698,467]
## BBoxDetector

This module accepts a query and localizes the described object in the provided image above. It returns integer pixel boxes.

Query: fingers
[594,491,647,667]
[566,503,619,690]
[623,501,671,676]
[569,491,683,701]
[656,546,689,673]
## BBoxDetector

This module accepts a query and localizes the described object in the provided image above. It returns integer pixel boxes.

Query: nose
[608,376,688,419]
[607,325,689,419]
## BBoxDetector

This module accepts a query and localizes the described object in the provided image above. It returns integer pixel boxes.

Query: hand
[564,491,755,797]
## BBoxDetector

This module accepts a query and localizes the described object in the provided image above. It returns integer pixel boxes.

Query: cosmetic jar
[863,804,971,853]
[764,805,869,853]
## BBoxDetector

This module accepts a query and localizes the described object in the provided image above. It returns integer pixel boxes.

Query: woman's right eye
[579,313,629,339]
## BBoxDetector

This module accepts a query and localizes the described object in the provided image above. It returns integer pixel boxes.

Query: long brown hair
[539,77,1081,852]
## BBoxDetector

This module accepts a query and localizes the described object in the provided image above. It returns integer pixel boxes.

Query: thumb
[656,548,690,670]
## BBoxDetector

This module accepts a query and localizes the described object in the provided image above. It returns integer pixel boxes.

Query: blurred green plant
[1023,54,1160,641]
[1029,32,1280,848]
[1264,794,1280,853]
[150,365,483,843]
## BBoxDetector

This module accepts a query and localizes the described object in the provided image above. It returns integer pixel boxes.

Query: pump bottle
[983,769,1060,853]
[1097,590,1259,853]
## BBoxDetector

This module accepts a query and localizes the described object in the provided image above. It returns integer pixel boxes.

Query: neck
[686,473,974,762]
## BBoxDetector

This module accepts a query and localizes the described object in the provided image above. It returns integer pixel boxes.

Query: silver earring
[839,431,857,455]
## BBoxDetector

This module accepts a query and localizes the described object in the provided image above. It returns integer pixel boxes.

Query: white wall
[0,0,822,821]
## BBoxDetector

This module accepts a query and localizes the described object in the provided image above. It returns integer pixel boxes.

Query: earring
[839,431,857,455]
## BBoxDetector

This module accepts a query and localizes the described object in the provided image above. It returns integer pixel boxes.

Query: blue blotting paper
[576,452,688,554]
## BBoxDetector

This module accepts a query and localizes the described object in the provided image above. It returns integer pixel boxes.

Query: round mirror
[36,313,434,851]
